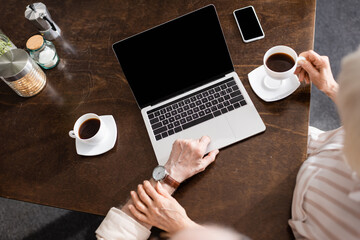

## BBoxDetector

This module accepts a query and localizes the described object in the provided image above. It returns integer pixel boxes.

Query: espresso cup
[263,45,305,89]
[69,113,107,145]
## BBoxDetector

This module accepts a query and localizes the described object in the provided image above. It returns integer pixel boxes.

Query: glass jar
[26,35,59,69]
[0,49,46,97]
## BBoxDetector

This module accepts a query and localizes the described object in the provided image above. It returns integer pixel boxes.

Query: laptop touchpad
[179,115,236,154]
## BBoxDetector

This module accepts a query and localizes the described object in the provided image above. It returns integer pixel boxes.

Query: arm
[129,180,201,234]
[120,179,176,229]
[123,135,218,229]
[295,50,339,102]
[96,136,218,239]
[95,180,172,239]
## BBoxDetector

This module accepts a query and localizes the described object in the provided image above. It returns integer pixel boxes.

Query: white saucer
[248,65,300,102]
[75,115,117,156]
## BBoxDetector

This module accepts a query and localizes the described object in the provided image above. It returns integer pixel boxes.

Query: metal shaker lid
[0,49,33,82]
[25,2,52,31]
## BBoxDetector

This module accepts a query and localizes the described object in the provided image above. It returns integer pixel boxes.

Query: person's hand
[128,181,200,235]
[295,50,338,101]
[164,136,219,183]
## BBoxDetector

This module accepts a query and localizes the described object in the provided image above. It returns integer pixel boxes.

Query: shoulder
[290,136,360,239]
[307,127,345,156]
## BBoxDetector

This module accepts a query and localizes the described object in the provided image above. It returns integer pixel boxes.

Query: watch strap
[163,174,180,189]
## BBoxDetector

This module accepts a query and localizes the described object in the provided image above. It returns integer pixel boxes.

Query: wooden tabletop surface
[0,0,315,239]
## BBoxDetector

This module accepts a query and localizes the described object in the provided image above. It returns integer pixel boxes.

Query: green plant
[0,34,12,56]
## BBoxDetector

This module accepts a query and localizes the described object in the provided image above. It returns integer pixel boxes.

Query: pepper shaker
[25,2,61,40]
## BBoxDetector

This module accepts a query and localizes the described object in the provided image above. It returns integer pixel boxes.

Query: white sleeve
[95,207,151,240]
[307,126,325,155]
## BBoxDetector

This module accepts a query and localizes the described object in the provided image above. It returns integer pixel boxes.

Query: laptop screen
[112,5,234,109]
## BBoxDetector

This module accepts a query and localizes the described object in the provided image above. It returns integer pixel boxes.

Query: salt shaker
[26,35,59,69]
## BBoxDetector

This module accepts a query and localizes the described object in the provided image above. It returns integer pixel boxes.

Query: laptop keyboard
[147,77,247,141]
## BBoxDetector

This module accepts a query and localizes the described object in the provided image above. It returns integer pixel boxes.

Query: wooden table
[0,0,315,239]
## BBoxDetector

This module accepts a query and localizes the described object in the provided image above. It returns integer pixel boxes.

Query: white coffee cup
[69,113,107,145]
[263,45,305,89]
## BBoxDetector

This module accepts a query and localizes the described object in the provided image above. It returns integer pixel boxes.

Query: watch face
[152,166,166,181]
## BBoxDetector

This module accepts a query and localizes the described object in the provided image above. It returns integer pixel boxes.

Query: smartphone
[233,6,265,43]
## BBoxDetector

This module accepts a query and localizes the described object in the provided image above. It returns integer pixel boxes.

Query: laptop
[112,5,266,165]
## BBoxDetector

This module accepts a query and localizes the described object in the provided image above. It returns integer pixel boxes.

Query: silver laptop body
[113,5,266,165]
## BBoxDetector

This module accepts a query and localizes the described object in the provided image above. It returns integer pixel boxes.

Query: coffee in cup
[69,113,107,145]
[79,118,100,139]
[263,45,305,89]
[266,53,295,72]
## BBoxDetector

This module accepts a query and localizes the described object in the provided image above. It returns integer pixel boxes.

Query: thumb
[201,149,219,168]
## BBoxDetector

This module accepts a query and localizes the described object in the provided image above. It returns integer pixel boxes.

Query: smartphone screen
[233,6,264,42]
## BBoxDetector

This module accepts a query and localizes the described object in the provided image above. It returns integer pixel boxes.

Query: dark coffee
[266,53,295,72]
[79,118,100,139]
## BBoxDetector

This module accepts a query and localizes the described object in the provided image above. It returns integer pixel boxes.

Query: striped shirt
[289,126,360,240]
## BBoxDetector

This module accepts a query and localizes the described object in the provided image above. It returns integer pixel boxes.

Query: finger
[299,68,306,83]
[305,72,310,84]
[137,184,153,207]
[199,135,211,145]
[166,139,183,164]
[197,135,211,153]
[201,149,219,168]
[297,59,319,78]
[301,50,325,69]
[296,68,303,82]
[301,70,309,84]
[128,204,149,224]
[156,181,171,198]
[300,50,321,60]
[321,55,330,65]
[131,191,147,211]
[143,180,161,201]
[130,191,148,213]
[294,66,302,75]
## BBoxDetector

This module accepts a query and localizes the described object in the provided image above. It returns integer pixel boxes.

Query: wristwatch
[152,165,180,189]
